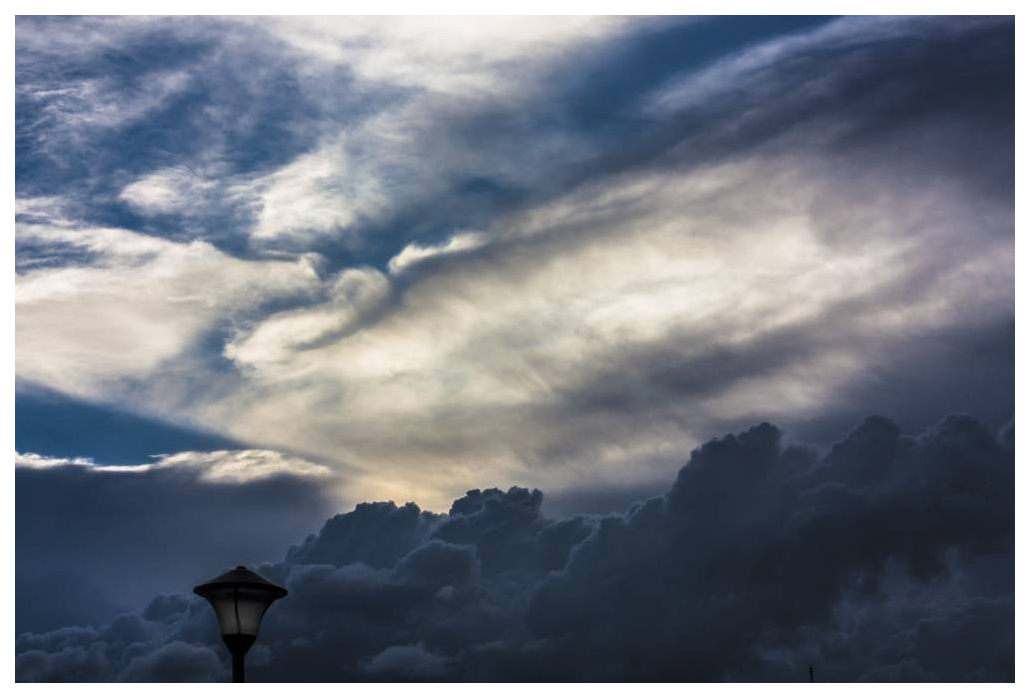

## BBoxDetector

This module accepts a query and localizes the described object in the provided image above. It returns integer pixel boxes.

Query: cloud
[16,449,331,483]
[16,15,1013,513]
[116,641,226,683]
[15,449,338,633]
[16,414,1014,681]
[119,167,215,215]
[149,450,331,483]
[224,266,391,371]
[252,16,634,94]
[15,218,324,405]
[243,135,384,247]
[361,643,448,679]
[16,604,227,683]
[526,415,1014,680]
[388,232,488,273]
[200,125,1013,509]
[14,452,95,468]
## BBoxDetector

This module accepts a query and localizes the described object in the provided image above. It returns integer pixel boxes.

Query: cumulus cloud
[361,643,449,679]
[116,641,226,683]
[16,604,227,683]
[16,414,1014,681]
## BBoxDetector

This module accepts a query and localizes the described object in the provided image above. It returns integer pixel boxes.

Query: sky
[14,15,1014,681]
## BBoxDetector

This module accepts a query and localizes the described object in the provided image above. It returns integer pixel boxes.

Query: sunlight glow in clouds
[15,15,1014,512]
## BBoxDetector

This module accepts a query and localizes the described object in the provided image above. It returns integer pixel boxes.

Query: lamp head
[193,565,287,656]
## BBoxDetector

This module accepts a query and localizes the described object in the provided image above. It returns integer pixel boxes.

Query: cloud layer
[16,448,336,634]
[15,16,1015,512]
[16,414,1014,681]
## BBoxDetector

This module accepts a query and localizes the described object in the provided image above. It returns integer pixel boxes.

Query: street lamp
[194,565,288,683]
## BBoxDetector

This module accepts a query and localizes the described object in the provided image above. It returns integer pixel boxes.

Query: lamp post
[194,565,287,683]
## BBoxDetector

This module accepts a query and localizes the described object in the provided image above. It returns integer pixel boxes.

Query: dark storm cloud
[16,413,1013,681]
[16,456,337,634]
[526,416,1013,681]
[16,600,227,682]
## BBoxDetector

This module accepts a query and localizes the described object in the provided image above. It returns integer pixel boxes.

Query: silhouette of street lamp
[194,565,287,683]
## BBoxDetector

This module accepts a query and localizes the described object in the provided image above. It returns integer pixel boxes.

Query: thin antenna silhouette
[809,665,814,682]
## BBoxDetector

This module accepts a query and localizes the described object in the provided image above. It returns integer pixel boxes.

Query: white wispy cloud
[14,452,95,468]
[15,448,331,483]
[252,16,633,93]
[120,167,215,215]
[15,218,324,400]
[18,67,194,165]
[196,140,1012,509]
[388,232,488,273]
[225,266,391,371]
[14,16,1014,512]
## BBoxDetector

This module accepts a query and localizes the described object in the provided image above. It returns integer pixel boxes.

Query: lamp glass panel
[205,586,275,637]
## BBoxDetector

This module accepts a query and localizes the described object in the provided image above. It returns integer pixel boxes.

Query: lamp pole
[194,565,288,683]
[221,632,256,683]
[233,651,245,683]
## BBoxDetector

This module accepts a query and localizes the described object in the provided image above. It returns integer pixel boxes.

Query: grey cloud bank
[16,414,1014,681]
[16,449,337,634]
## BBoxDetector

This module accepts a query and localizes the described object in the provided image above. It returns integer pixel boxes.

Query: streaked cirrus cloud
[16,15,1013,513]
